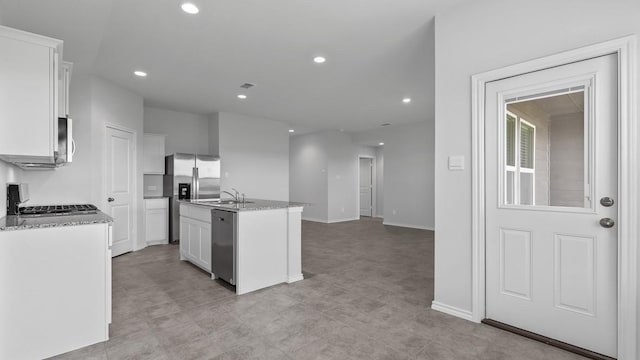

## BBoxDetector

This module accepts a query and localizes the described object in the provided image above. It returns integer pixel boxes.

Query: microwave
[0,117,74,169]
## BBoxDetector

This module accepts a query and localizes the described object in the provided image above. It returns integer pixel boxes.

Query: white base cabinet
[180,204,212,272]
[0,223,111,360]
[145,198,168,245]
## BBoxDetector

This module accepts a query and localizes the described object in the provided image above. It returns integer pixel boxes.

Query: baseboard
[287,274,304,283]
[146,240,169,246]
[302,217,329,223]
[382,221,434,231]
[430,301,474,321]
[327,217,360,223]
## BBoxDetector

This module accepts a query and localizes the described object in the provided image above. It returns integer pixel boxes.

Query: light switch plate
[448,156,465,171]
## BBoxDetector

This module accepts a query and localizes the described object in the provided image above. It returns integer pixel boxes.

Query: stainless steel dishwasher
[211,209,237,285]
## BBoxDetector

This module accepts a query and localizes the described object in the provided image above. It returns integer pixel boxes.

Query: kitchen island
[179,199,304,295]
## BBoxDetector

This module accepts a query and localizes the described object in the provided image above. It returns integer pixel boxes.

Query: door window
[501,87,592,210]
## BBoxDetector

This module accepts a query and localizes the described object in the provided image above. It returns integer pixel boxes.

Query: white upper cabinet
[0,26,63,162]
[143,134,166,174]
[59,61,72,118]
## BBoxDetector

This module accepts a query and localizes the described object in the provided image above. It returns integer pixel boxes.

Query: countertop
[144,196,169,200]
[179,198,305,212]
[0,211,113,231]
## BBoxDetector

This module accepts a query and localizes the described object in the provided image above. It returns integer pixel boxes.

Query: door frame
[356,155,376,218]
[103,122,139,254]
[470,36,637,359]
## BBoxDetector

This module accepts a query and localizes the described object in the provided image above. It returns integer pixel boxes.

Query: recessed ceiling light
[379,142,385,146]
[313,56,326,64]
[289,129,295,133]
[180,2,199,14]
[402,97,412,104]
[237,94,247,99]
[134,70,147,77]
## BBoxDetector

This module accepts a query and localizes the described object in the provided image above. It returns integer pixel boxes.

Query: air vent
[240,83,255,89]
[381,123,392,127]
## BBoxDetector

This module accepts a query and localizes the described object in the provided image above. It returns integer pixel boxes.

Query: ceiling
[0,0,460,133]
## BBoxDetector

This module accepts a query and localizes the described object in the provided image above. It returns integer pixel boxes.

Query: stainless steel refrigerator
[164,153,221,243]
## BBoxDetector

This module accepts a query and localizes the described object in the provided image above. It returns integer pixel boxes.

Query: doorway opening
[359,157,374,217]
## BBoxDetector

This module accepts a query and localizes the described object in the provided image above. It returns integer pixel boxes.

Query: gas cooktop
[18,204,98,217]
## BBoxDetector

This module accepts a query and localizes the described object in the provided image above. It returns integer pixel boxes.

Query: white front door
[359,158,373,217]
[485,54,618,357]
[105,126,135,257]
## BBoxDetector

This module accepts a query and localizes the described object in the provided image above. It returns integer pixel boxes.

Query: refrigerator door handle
[194,167,200,199]
[192,167,198,199]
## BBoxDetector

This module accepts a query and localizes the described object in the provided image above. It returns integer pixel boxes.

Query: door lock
[599,218,615,228]
[108,197,115,202]
[600,197,615,207]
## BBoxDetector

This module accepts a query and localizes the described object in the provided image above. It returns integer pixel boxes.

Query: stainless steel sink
[192,199,254,205]
[219,200,254,205]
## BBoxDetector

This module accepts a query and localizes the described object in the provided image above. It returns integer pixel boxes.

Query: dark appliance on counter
[211,209,237,285]
[6,183,29,215]
[164,153,221,243]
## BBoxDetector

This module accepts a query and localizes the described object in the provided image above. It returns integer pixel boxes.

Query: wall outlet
[392,209,397,215]
[341,207,345,213]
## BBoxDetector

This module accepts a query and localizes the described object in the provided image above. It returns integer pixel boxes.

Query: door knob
[600,197,615,207]
[599,218,615,228]
[107,197,115,202]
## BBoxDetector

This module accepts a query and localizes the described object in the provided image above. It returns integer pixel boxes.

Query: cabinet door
[199,221,212,271]
[188,220,201,261]
[58,62,72,117]
[145,208,167,244]
[180,216,190,258]
[143,134,166,174]
[0,34,55,158]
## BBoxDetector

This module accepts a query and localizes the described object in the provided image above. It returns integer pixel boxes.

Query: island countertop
[0,211,113,231]
[179,198,305,212]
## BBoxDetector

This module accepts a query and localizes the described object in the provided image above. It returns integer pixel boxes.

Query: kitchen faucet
[222,188,242,202]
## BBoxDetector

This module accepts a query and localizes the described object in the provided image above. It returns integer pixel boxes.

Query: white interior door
[359,158,373,217]
[485,54,618,357]
[105,126,134,257]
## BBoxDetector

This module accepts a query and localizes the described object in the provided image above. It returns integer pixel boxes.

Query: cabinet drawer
[145,198,167,210]
[180,204,211,223]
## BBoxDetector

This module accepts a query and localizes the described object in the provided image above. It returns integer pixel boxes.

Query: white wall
[90,76,145,250]
[289,132,329,222]
[218,112,290,201]
[353,121,434,230]
[290,131,370,223]
[327,131,359,222]
[143,106,210,155]
[433,0,640,318]
[208,113,219,156]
